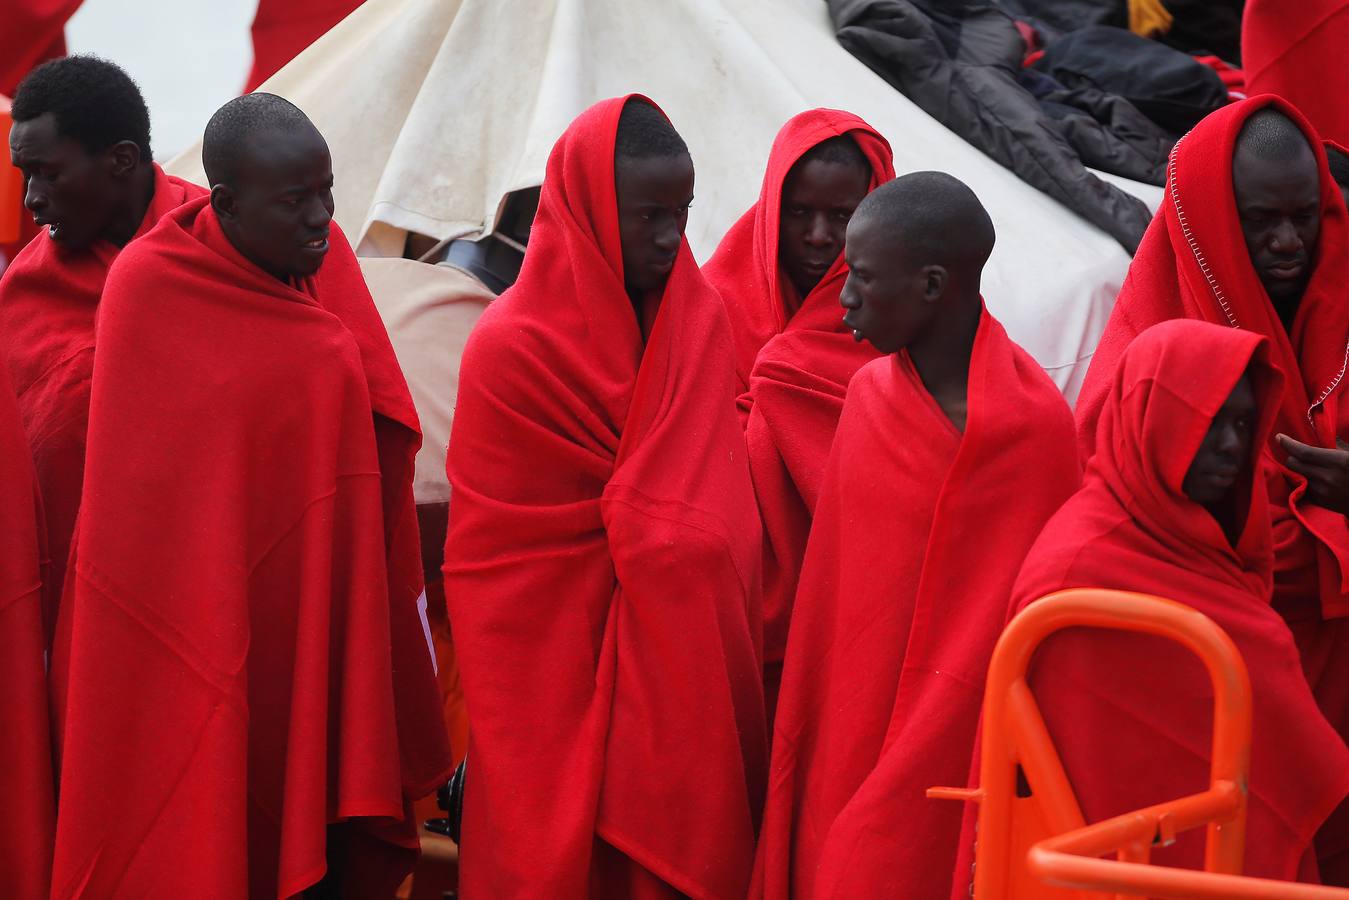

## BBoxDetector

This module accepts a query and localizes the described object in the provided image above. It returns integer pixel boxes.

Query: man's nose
[1216,424,1244,456]
[840,278,859,309]
[1269,219,1302,253]
[804,214,833,246]
[304,199,331,230]
[24,180,47,213]
[653,221,680,252]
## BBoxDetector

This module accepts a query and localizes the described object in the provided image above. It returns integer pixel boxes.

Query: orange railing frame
[930,588,1349,899]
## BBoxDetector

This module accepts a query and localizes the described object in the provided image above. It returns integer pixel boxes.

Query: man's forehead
[1233,141,1320,197]
[235,128,330,180]
[9,115,86,166]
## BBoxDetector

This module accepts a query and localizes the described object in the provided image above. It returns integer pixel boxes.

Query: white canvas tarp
[168,0,1164,400]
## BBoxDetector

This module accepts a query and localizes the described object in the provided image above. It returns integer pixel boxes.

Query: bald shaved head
[1237,108,1314,164]
[852,171,996,274]
[840,172,992,356]
[203,93,334,282]
[203,93,321,188]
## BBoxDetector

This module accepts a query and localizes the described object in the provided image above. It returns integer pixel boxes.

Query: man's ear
[106,140,141,179]
[922,264,948,302]
[210,184,238,222]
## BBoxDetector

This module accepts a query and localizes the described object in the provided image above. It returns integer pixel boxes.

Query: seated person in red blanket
[48,93,452,899]
[702,110,894,721]
[1008,319,1349,887]
[1075,97,1349,768]
[754,172,1080,900]
[1,55,204,619]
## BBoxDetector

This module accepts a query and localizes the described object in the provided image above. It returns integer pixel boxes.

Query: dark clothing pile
[829,0,1155,252]
[828,0,1235,254]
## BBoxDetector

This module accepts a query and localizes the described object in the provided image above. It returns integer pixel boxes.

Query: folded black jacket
[830,0,1155,253]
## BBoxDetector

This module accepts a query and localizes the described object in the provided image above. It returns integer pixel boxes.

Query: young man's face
[615,152,694,298]
[778,156,870,299]
[1182,373,1256,508]
[1232,140,1320,316]
[839,214,931,355]
[10,111,124,251]
[213,126,335,281]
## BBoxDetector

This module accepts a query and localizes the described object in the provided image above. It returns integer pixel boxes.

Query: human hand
[1276,434,1349,516]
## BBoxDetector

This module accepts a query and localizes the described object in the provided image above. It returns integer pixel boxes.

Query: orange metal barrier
[930,588,1349,899]
[0,96,20,245]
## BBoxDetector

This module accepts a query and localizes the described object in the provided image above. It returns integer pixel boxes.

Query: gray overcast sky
[67,0,257,162]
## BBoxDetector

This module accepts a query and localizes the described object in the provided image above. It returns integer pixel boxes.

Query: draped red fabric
[703,110,894,393]
[0,166,205,636]
[0,0,81,98]
[48,198,453,899]
[246,0,364,90]
[702,110,894,713]
[755,308,1080,900]
[442,96,766,899]
[0,363,53,900]
[1244,0,1349,147]
[1075,97,1349,629]
[1009,319,1349,885]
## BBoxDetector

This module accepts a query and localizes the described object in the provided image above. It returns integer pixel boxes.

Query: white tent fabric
[167,0,1164,400]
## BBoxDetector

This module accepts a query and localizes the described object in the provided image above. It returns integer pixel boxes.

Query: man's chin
[290,256,327,278]
[1263,278,1307,312]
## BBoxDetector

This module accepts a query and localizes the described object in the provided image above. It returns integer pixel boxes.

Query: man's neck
[907,293,981,432]
[100,165,157,248]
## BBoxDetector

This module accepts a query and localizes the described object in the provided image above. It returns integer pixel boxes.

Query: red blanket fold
[1244,0,1349,147]
[0,0,82,97]
[247,0,364,90]
[443,96,766,899]
[755,308,1080,900]
[1076,97,1349,627]
[0,363,53,900]
[48,198,452,899]
[702,110,894,711]
[1011,319,1349,884]
[0,166,205,636]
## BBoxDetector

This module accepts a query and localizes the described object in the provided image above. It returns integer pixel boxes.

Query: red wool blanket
[756,309,1079,899]
[443,96,767,899]
[49,199,452,898]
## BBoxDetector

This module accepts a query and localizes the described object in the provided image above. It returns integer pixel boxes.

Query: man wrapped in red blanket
[1075,96,1349,763]
[1,57,204,627]
[755,172,1080,899]
[1008,319,1349,888]
[443,96,767,899]
[703,110,893,720]
[48,94,452,899]
[0,363,52,900]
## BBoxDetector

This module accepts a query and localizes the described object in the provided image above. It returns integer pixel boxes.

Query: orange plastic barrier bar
[933,588,1349,899]
[0,96,20,245]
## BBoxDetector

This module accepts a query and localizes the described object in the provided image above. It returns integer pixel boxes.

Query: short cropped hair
[202,92,317,188]
[12,55,152,160]
[854,171,996,271]
[615,98,689,162]
[1236,108,1313,164]
[798,134,870,177]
